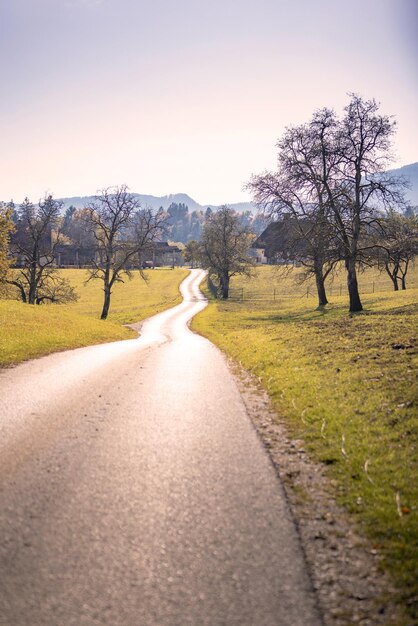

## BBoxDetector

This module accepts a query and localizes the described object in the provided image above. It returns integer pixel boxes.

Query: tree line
[0,183,267,320]
[0,187,263,320]
[161,202,266,243]
[0,186,166,318]
[59,201,266,250]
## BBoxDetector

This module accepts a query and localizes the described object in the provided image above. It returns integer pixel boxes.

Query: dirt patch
[230,360,410,626]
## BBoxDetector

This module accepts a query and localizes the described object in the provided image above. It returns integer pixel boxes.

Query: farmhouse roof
[154,242,181,253]
[252,218,310,258]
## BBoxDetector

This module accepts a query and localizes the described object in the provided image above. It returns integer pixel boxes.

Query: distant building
[248,245,268,264]
[140,242,183,268]
[54,243,96,267]
[35,241,184,269]
[251,218,308,265]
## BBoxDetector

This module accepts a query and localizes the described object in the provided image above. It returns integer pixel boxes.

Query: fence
[224,277,418,302]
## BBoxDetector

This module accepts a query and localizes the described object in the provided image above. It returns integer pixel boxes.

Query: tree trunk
[101,286,111,319]
[314,266,328,307]
[220,274,230,299]
[28,266,37,304]
[384,263,399,291]
[28,285,36,304]
[390,273,399,291]
[28,248,39,304]
[400,260,408,290]
[7,280,27,303]
[345,257,362,312]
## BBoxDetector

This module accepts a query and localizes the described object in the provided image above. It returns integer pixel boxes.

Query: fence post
[339,284,342,296]
[274,288,276,301]
[372,281,375,293]
[241,288,244,301]
[306,287,309,298]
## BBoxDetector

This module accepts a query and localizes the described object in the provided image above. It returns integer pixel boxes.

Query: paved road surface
[0,270,321,626]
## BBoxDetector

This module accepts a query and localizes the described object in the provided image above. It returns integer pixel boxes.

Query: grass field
[0,268,188,366]
[193,264,418,617]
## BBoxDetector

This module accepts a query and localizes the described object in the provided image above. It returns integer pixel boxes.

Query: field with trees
[0,268,188,366]
[192,95,418,619]
[248,95,417,314]
[193,264,418,615]
[0,185,190,367]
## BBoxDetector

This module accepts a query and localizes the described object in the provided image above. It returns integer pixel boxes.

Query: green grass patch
[193,265,418,617]
[0,299,135,365]
[1,268,188,366]
[64,268,188,324]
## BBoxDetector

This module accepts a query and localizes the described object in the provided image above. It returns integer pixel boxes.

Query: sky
[1,0,417,205]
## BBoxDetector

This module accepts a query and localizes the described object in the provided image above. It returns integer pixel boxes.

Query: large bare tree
[84,185,166,319]
[199,206,254,299]
[249,95,407,312]
[327,95,407,311]
[248,109,341,307]
[8,195,77,304]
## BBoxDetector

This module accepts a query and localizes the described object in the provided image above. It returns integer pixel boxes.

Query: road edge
[225,358,409,626]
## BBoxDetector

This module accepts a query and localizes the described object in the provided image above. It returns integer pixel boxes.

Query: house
[42,241,183,269]
[249,245,268,264]
[54,243,96,267]
[251,218,308,265]
[140,242,183,268]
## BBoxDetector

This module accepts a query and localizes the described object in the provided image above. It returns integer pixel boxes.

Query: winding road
[0,269,321,626]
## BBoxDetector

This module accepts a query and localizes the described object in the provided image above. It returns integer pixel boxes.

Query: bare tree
[134,206,167,268]
[371,211,418,290]
[83,185,166,319]
[249,96,408,312]
[199,206,254,299]
[8,195,77,304]
[248,109,342,307]
[327,95,407,311]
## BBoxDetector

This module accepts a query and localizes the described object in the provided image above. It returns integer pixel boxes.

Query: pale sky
[1,0,417,205]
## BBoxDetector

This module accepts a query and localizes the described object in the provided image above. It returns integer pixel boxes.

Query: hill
[58,163,417,213]
[4,163,416,213]
[59,193,256,214]
[387,162,418,205]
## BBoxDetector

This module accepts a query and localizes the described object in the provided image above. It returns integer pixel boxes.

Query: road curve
[0,269,321,626]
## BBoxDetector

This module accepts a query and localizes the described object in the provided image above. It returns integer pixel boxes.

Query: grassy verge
[64,268,188,324]
[193,266,418,617]
[0,268,188,366]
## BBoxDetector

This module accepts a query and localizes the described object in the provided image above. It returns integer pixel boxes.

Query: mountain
[387,162,418,206]
[59,192,256,213]
[8,163,417,212]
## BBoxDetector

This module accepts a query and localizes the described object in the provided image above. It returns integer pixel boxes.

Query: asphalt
[0,269,322,626]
